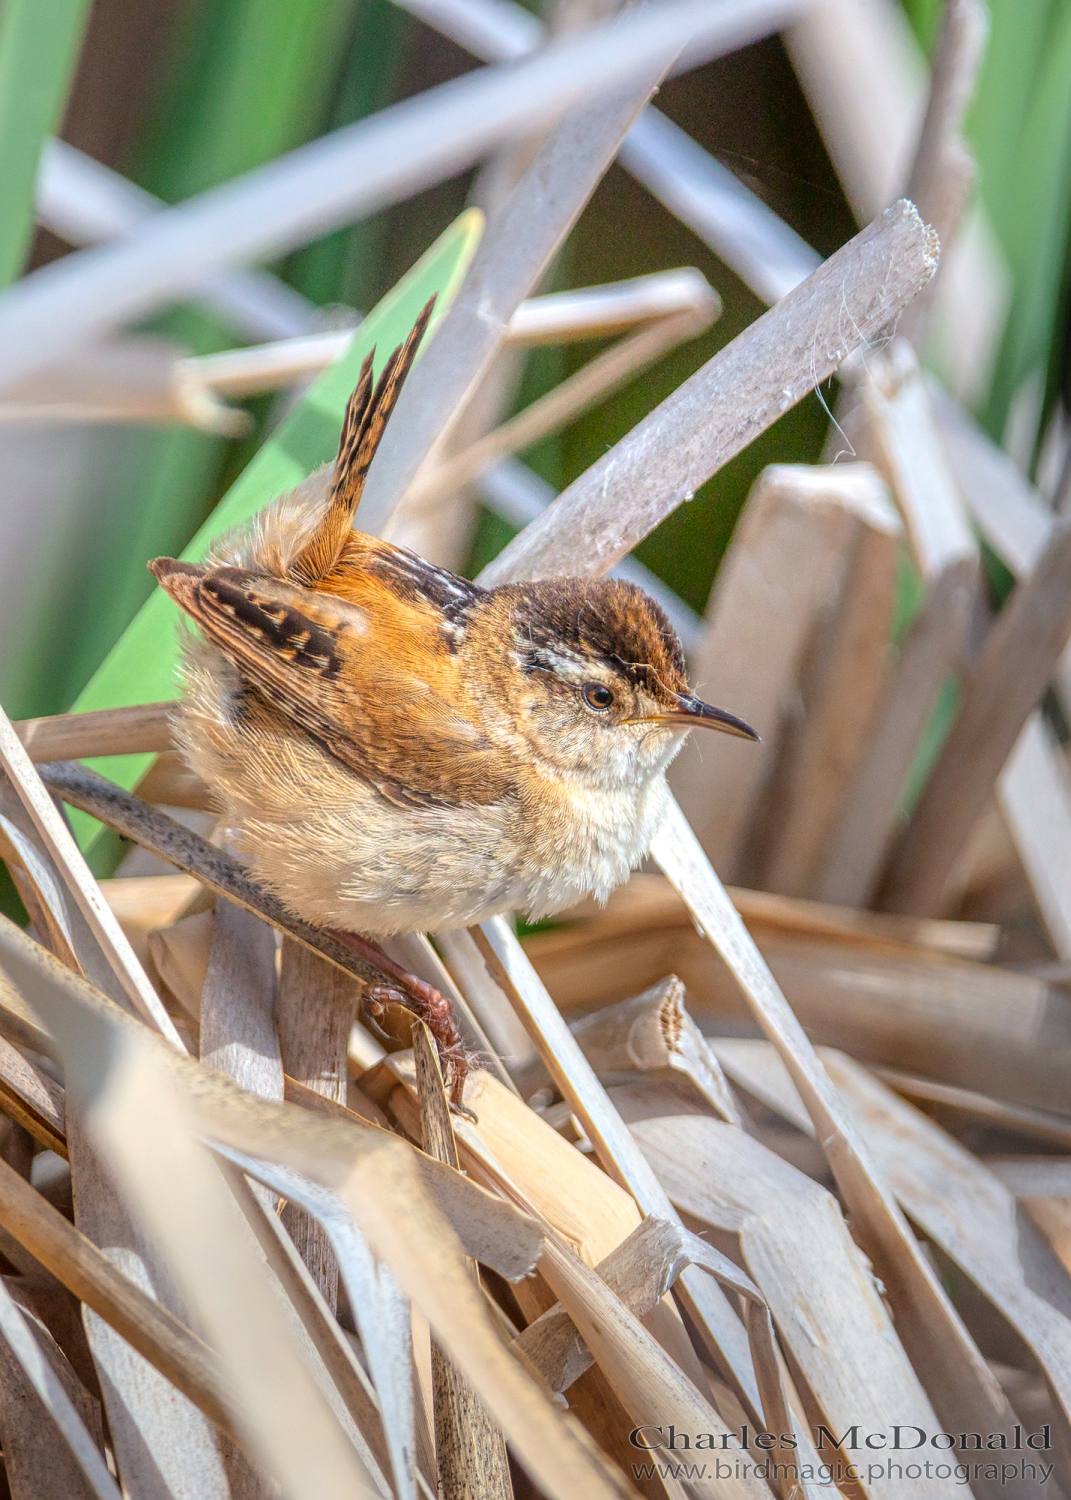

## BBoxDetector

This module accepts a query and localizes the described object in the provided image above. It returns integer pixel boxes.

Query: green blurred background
[1,0,1070,715]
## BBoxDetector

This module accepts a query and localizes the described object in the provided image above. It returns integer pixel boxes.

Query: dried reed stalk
[414,1022,512,1500]
[0,778,240,1494]
[0,910,648,1500]
[0,709,182,1044]
[471,917,768,1422]
[14,702,174,762]
[0,1269,120,1500]
[650,803,1029,1500]
[479,202,937,585]
[0,1153,240,1437]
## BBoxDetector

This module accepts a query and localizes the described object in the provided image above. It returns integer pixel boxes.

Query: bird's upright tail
[288,294,436,587]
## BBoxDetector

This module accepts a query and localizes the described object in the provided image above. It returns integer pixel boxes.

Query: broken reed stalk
[533,1233,769,1500]
[479,200,939,586]
[513,1213,787,1444]
[569,975,741,1122]
[14,702,175,762]
[413,1022,512,1500]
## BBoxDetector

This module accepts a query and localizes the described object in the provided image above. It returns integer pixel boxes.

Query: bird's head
[473,577,757,789]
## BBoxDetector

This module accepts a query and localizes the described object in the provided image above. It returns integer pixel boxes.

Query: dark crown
[500,577,688,698]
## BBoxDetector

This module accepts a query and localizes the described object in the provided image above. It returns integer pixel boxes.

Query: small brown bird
[152,301,755,1076]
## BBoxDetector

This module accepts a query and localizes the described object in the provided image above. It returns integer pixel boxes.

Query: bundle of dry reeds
[2,3,1071,1499]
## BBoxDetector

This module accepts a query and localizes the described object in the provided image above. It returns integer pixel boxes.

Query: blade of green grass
[135,0,357,203]
[0,0,91,285]
[905,0,1071,447]
[980,1,1071,441]
[67,207,482,863]
[285,0,413,313]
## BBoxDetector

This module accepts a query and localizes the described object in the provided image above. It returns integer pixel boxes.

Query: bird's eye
[582,683,614,711]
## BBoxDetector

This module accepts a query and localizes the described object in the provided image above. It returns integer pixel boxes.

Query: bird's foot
[327,929,471,1104]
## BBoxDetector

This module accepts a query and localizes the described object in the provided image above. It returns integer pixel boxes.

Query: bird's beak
[633,693,759,740]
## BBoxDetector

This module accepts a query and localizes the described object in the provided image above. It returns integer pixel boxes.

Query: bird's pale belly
[179,650,671,937]
[232,772,668,936]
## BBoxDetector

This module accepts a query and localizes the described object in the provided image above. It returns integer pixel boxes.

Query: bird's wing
[152,559,509,808]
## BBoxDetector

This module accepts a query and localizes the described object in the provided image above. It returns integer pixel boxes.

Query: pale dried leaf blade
[215,1155,397,1491]
[86,1035,385,1500]
[823,1051,1071,1446]
[649,797,1031,1500]
[0,1273,121,1500]
[215,1148,419,1500]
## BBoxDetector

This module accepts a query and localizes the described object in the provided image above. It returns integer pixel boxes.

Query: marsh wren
[152,300,755,1077]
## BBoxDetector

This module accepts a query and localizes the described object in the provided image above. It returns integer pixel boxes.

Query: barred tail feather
[289,295,436,586]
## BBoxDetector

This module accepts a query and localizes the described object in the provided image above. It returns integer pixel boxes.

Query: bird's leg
[326,928,471,1103]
